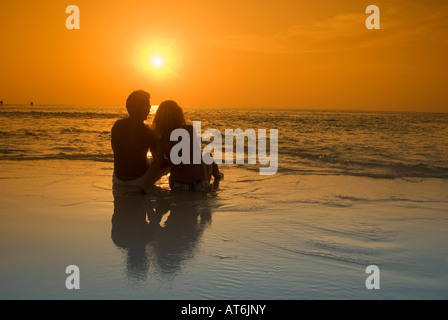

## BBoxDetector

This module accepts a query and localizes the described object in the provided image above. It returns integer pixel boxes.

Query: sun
[152,56,163,68]
[135,36,183,81]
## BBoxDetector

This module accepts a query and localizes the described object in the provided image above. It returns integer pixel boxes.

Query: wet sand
[0,160,447,299]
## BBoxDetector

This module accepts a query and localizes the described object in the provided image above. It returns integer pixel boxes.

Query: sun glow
[135,36,182,81]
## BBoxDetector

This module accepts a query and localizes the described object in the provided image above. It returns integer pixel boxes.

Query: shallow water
[0,160,447,299]
[1,105,448,178]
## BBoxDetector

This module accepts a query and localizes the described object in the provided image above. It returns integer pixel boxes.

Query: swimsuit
[169,176,203,192]
[112,173,146,196]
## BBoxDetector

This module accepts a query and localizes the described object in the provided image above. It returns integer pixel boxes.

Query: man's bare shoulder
[111,118,128,131]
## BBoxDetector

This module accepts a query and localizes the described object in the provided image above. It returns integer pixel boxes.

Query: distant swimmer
[0,100,3,106]
[30,102,34,106]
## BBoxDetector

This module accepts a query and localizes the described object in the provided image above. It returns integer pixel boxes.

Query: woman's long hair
[152,100,187,141]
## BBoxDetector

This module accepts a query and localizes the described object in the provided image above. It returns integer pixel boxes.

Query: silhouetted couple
[111,90,222,195]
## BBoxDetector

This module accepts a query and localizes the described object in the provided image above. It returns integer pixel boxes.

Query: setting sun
[133,36,182,82]
[152,56,163,68]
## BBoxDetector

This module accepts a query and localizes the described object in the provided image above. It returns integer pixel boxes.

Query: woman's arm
[198,161,211,193]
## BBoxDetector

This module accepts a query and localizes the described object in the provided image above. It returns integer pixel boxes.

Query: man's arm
[141,144,165,191]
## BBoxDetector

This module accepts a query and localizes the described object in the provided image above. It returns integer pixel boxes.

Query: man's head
[126,90,151,120]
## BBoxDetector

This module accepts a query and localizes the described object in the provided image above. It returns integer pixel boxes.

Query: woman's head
[153,100,186,139]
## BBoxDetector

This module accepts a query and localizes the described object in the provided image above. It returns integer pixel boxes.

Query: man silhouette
[111,90,168,194]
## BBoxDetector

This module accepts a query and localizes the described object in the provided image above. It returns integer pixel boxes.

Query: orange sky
[0,0,447,112]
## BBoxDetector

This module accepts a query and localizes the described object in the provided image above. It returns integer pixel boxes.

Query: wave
[0,128,110,138]
[0,110,123,120]
[1,144,446,179]
[276,145,448,179]
[243,160,448,179]
[0,153,113,163]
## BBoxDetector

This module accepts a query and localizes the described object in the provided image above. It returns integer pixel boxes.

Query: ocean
[1,104,447,179]
[0,105,447,300]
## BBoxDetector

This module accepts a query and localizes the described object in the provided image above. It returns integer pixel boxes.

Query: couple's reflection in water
[111,184,218,281]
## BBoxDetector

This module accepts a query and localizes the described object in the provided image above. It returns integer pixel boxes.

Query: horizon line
[1,102,447,114]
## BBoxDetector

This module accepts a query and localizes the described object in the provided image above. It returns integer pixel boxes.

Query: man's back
[111,117,156,181]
